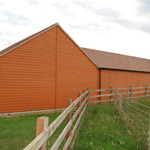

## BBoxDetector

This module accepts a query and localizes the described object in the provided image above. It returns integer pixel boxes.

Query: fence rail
[118,91,150,150]
[23,89,90,150]
[90,85,150,105]
[24,85,150,150]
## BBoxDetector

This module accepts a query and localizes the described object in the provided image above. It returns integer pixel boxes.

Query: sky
[0,0,150,59]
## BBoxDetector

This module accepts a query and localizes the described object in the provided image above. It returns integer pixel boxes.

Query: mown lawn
[0,112,65,150]
[74,104,147,150]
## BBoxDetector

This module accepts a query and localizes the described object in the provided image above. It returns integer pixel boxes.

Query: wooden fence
[23,89,90,150]
[89,85,150,105]
[118,91,150,150]
[24,85,150,150]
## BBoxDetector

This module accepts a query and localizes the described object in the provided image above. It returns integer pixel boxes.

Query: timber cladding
[1,22,150,113]
[0,25,99,113]
[0,27,57,113]
[100,69,150,100]
[101,69,150,89]
[56,27,99,108]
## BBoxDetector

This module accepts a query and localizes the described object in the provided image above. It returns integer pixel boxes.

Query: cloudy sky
[0,0,150,59]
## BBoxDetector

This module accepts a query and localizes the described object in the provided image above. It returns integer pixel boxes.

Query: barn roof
[0,23,98,68]
[82,47,150,72]
[0,22,58,57]
[0,22,150,72]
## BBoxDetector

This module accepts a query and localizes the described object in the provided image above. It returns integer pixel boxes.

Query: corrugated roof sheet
[82,47,150,72]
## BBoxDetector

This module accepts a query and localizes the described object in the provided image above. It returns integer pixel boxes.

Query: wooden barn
[82,48,150,90]
[0,22,150,113]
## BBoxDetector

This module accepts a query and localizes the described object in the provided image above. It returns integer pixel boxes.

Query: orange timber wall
[56,27,99,108]
[0,26,99,113]
[101,69,150,99]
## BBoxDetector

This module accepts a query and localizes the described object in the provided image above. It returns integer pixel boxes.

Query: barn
[82,48,150,90]
[0,22,150,113]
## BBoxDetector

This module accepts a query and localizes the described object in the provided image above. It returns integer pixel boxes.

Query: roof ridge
[0,22,59,57]
[81,47,150,61]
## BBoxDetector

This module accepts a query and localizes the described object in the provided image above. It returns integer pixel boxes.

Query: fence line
[23,89,90,150]
[118,91,150,150]
[91,85,150,93]
[89,85,150,104]
[23,85,150,150]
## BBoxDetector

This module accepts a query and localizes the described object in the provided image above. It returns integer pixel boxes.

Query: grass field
[0,98,149,150]
[0,112,65,150]
[74,104,147,150]
[121,97,150,150]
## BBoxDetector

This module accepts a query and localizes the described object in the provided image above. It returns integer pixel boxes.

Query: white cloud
[0,0,150,59]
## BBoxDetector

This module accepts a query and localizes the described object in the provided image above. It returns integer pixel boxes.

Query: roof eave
[0,22,59,57]
[100,67,150,73]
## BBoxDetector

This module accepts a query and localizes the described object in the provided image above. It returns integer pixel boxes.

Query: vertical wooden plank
[99,69,101,101]
[36,116,49,150]
[77,92,81,120]
[114,89,118,111]
[149,119,150,150]
[129,86,132,102]
[82,90,86,108]
[83,89,86,102]
[87,88,90,102]
[145,85,147,98]
[127,91,129,104]
[119,93,122,113]
[110,87,113,104]
[66,99,72,150]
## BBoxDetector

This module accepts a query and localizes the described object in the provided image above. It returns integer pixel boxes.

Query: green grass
[133,97,150,113]
[73,104,146,150]
[121,97,150,149]
[0,112,64,150]
[0,98,149,150]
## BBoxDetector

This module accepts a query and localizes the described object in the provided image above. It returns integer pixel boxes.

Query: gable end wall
[0,25,99,113]
[0,27,57,113]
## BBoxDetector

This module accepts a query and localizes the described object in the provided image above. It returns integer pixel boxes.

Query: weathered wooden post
[77,92,81,120]
[129,86,132,102]
[83,89,86,101]
[66,99,72,150]
[110,87,113,104]
[145,85,147,98]
[82,89,86,107]
[87,88,90,102]
[119,93,122,113]
[149,116,150,150]
[114,88,118,111]
[127,91,129,104]
[36,116,49,150]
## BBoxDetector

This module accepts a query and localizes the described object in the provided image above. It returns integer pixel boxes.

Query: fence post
[110,87,113,104]
[87,88,90,102]
[114,88,118,111]
[83,89,86,101]
[82,89,86,107]
[127,91,129,104]
[77,92,81,120]
[145,85,147,98]
[149,118,150,150]
[129,86,132,102]
[36,116,49,150]
[66,99,72,150]
[119,93,122,113]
